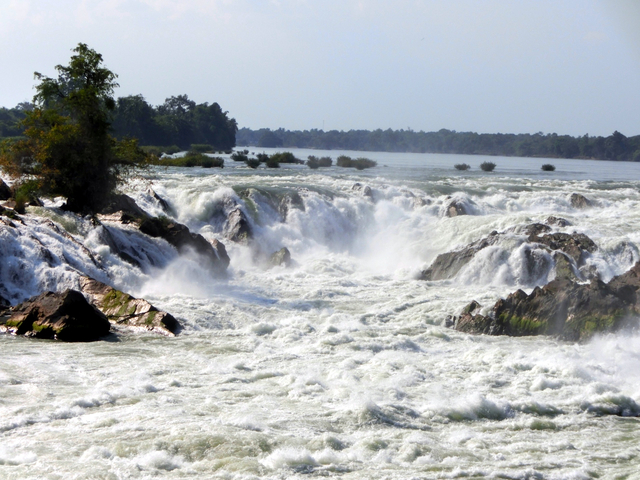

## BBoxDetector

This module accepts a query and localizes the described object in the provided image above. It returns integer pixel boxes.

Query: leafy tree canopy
[0,43,150,213]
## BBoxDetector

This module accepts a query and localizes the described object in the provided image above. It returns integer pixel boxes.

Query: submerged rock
[570,193,592,209]
[269,247,292,268]
[451,261,640,341]
[445,199,472,217]
[352,183,373,199]
[546,216,571,227]
[1,290,110,341]
[80,277,181,336]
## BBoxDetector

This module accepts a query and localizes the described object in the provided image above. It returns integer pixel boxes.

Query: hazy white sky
[1,0,639,136]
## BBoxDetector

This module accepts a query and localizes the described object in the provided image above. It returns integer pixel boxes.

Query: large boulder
[224,208,252,243]
[269,247,292,268]
[79,277,181,336]
[570,193,592,209]
[0,290,110,341]
[445,199,472,217]
[0,179,11,201]
[139,216,230,271]
[451,261,640,341]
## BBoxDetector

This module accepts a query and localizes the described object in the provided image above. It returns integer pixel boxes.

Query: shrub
[152,152,223,168]
[245,158,260,169]
[541,164,556,171]
[336,155,352,167]
[307,157,319,169]
[454,163,470,171]
[336,155,376,170]
[266,157,280,168]
[190,144,214,153]
[140,145,181,156]
[480,161,496,172]
[318,156,333,167]
[256,153,269,163]
[231,151,249,162]
[270,152,300,164]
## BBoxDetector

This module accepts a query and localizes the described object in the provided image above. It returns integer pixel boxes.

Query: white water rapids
[2,149,640,479]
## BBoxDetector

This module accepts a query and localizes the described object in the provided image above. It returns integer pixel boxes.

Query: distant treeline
[0,94,237,151]
[238,128,640,162]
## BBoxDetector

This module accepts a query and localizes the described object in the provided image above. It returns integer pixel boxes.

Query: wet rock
[279,191,305,220]
[529,232,597,266]
[420,232,501,281]
[452,261,640,341]
[0,290,110,341]
[224,208,252,243]
[0,179,11,201]
[352,183,373,198]
[269,247,292,268]
[79,277,181,336]
[139,216,230,271]
[445,198,475,217]
[546,216,571,227]
[148,188,172,214]
[570,193,592,209]
[100,194,150,221]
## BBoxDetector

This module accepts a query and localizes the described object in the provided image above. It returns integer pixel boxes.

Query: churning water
[2,149,640,479]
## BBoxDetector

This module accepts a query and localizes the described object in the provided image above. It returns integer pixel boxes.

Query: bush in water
[336,155,377,170]
[480,161,496,172]
[266,157,280,168]
[454,163,470,171]
[231,151,249,162]
[307,157,320,169]
[190,144,214,153]
[269,152,301,164]
[541,164,556,171]
[245,158,260,169]
[256,153,269,163]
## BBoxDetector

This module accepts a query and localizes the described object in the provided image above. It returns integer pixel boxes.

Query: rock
[139,217,230,271]
[1,290,110,341]
[224,208,252,243]
[420,231,501,281]
[445,198,475,217]
[452,261,640,341]
[79,277,181,336]
[279,191,305,220]
[100,194,150,220]
[546,216,571,227]
[352,183,373,198]
[0,179,11,201]
[269,247,292,268]
[421,223,598,282]
[570,193,592,209]
[148,188,172,214]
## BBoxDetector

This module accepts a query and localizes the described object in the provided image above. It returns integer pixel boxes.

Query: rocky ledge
[448,261,640,341]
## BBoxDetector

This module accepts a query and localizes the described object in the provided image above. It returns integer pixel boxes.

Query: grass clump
[454,163,470,171]
[541,164,556,171]
[480,161,496,172]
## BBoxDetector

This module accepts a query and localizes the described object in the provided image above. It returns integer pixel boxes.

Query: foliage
[480,161,496,172]
[454,163,470,170]
[336,155,377,170]
[265,157,280,168]
[256,153,269,163]
[258,130,283,148]
[269,152,301,164]
[541,163,556,171]
[236,127,640,162]
[190,144,214,153]
[231,151,249,162]
[150,151,223,168]
[307,155,332,169]
[0,44,151,213]
[245,158,260,169]
[140,145,180,156]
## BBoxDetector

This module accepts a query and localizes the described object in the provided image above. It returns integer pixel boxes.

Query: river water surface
[2,150,640,479]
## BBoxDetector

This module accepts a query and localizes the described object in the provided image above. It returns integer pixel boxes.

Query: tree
[0,43,148,213]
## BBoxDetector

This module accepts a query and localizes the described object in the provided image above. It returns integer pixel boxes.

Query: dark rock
[529,232,597,266]
[224,208,252,243]
[148,188,172,214]
[0,179,11,201]
[420,232,501,281]
[1,290,110,341]
[445,198,476,217]
[279,191,305,220]
[546,216,571,227]
[453,261,640,341]
[352,183,373,198]
[101,194,150,220]
[79,277,181,336]
[269,247,292,268]
[139,217,230,271]
[570,193,592,209]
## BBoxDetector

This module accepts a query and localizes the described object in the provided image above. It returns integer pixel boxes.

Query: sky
[1,0,640,137]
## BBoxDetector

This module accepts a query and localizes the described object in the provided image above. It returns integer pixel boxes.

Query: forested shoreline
[3,99,640,161]
[238,127,640,162]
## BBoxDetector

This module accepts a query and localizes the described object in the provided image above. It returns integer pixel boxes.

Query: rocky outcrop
[269,247,292,268]
[79,277,180,336]
[139,216,230,270]
[546,216,571,227]
[445,199,472,217]
[0,290,110,341]
[420,222,596,282]
[352,183,373,199]
[570,193,592,209]
[0,179,12,201]
[100,193,150,222]
[148,188,172,214]
[450,261,640,341]
[224,208,252,243]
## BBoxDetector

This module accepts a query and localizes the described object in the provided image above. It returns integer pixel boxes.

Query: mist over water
[2,150,640,478]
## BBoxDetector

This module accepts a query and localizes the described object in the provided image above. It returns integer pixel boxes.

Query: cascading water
[2,150,640,478]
